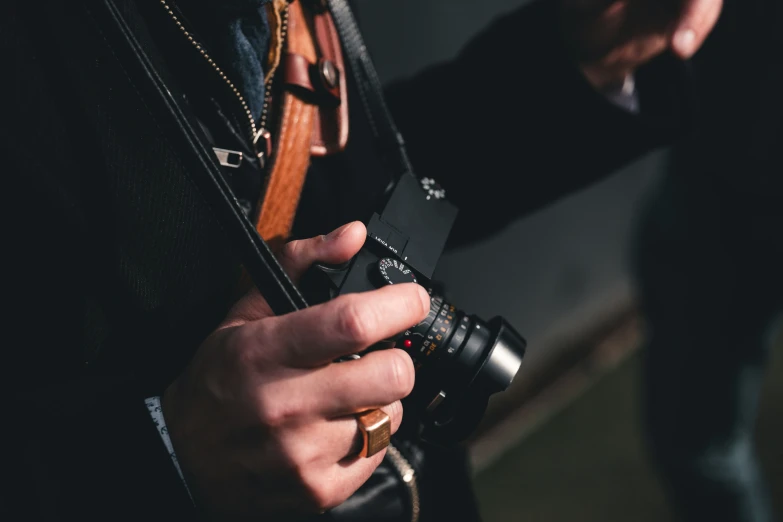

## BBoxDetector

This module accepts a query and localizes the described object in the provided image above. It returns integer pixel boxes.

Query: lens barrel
[402,296,467,366]
[400,295,525,391]
[396,293,526,443]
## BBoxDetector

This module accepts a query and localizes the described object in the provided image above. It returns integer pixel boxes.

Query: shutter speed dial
[373,257,418,287]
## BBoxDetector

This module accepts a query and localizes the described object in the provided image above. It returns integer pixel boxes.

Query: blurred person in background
[2,0,719,520]
[633,0,782,520]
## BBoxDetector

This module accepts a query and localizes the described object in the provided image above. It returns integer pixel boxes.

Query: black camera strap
[326,0,417,182]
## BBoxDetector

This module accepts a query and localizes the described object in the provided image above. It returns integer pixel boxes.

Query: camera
[301,172,527,446]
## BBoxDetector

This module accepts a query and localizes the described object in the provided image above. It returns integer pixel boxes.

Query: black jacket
[0,0,684,520]
[634,0,782,320]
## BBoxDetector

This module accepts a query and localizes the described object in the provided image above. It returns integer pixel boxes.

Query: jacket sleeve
[2,380,199,522]
[0,7,197,521]
[384,0,691,247]
[2,164,199,521]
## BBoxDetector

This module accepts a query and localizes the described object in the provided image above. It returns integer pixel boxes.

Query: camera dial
[372,257,418,286]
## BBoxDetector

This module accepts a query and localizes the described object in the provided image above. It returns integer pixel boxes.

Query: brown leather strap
[237,1,350,297]
[235,0,319,297]
[310,5,349,156]
[283,52,320,94]
[254,0,318,252]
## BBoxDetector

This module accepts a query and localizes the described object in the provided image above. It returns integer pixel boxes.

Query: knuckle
[281,235,326,266]
[280,238,305,263]
[385,349,415,397]
[247,319,282,365]
[255,391,298,427]
[227,326,260,369]
[230,321,277,370]
[336,299,374,344]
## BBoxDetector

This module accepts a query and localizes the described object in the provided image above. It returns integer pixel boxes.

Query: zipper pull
[213,147,244,168]
[254,129,273,169]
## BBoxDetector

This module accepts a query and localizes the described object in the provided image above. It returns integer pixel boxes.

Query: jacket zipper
[157,0,287,162]
[386,444,420,522]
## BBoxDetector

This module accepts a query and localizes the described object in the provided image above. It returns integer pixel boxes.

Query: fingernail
[417,285,431,311]
[327,222,354,241]
[673,28,696,57]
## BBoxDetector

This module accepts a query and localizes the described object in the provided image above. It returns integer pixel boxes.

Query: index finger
[261,283,431,368]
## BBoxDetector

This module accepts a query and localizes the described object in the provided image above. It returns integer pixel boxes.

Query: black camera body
[302,173,526,446]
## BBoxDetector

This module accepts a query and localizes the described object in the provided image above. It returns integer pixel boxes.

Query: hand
[560,0,723,89]
[162,222,431,520]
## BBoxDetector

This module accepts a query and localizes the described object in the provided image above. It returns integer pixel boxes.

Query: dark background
[354,1,783,520]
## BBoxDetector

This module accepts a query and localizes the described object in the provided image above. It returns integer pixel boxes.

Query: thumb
[220,222,367,328]
[671,0,723,59]
[278,221,366,283]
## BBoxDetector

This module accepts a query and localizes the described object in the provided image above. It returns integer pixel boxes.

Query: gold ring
[355,409,391,458]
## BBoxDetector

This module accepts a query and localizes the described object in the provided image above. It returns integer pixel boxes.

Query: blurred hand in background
[560,0,723,89]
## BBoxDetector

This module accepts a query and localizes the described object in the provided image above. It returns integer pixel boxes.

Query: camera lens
[401,296,467,366]
[395,291,526,444]
[401,295,524,390]
[302,256,527,446]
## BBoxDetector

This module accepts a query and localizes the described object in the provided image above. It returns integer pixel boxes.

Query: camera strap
[326,0,417,181]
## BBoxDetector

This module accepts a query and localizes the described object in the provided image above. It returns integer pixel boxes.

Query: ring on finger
[355,409,391,458]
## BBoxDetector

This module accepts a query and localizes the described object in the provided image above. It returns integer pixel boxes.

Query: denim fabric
[180,0,272,121]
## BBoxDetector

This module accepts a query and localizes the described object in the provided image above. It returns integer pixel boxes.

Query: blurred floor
[473,328,783,522]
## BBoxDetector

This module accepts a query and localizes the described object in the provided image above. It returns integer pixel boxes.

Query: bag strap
[253,0,319,252]
[237,0,416,307]
[326,0,416,182]
[253,0,417,249]
[252,0,351,250]
[234,0,320,298]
